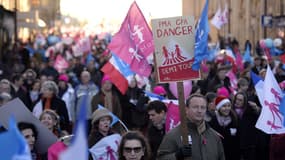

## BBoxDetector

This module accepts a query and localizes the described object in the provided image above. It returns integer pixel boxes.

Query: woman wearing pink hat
[58,74,75,124]
[91,75,122,119]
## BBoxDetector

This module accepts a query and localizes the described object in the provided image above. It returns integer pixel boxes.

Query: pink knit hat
[58,74,69,83]
[153,86,167,95]
[101,75,111,85]
[217,87,230,98]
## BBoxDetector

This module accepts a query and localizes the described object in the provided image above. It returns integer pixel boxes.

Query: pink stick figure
[264,100,283,129]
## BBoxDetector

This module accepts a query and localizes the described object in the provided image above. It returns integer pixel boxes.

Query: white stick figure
[132,25,144,44]
[129,45,143,62]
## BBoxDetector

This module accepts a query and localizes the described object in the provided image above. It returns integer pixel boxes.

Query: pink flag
[235,49,244,72]
[54,55,69,73]
[165,102,180,133]
[78,37,91,53]
[226,70,238,94]
[264,48,272,62]
[107,1,154,77]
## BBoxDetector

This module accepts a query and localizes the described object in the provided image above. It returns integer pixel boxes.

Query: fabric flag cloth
[253,65,285,134]
[192,0,209,70]
[243,43,252,63]
[165,102,180,133]
[89,134,121,160]
[107,1,154,77]
[270,46,284,56]
[48,141,67,160]
[210,7,224,29]
[226,70,238,94]
[78,37,91,53]
[207,43,220,61]
[0,117,32,160]
[264,48,272,62]
[222,4,229,24]
[280,96,285,126]
[234,49,244,72]
[251,71,265,106]
[59,92,88,160]
[144,91,166,101]
[143,91,180,132]
[54,55,69,73]
[101,53,134,94]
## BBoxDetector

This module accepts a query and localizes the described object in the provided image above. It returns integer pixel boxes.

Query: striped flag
[101,53,134,94]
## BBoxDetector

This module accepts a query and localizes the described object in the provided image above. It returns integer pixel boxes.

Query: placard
[151,16,200,83]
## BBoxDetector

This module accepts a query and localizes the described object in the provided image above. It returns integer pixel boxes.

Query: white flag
[255,65,285,134]
[222,4,229,24]
[211,8,224,29]
[89,134,121,160]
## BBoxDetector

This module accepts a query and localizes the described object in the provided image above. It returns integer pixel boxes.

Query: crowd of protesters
[0,28,285,160]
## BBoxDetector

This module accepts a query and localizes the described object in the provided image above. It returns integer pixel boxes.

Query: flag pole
[118,119,129,132]
[177,81,191,160]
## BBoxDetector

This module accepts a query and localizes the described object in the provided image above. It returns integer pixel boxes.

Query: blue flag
[243,43,252,63]
[0,117,32,160]
[250,71,263,85]
[270,46,284,56]
[192,0,209,70]
[59,92,88,160]
[280,96,285,127]
[206,44,219,61]
[144,91,166,101]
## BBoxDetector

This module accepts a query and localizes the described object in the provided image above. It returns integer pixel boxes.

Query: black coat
[209,115,240,160]
[238,106,270,160]
[36,95,70,132]
[147,124,165,160]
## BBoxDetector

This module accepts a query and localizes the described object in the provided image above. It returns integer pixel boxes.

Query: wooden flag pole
[177,81,191,160]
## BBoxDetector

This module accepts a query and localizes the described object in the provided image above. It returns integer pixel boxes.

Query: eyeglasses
[123,147,143,153]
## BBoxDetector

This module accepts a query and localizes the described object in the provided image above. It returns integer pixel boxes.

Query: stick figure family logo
[162,44,187,66]
[128,24,145,62]
[97,139,120,160]
[265,88,283,130]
